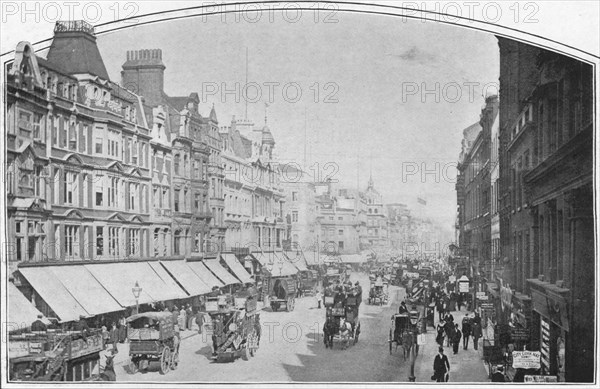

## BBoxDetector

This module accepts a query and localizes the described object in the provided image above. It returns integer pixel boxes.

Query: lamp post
[132,281,142,315]
[408,308,420,382]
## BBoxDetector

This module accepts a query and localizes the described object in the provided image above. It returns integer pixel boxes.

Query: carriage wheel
[170,349,179,370]
[159,347,171,375]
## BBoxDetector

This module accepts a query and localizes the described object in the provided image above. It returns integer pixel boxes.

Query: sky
[42,11,500,236]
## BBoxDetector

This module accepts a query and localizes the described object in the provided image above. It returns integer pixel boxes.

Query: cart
[268,277,297,312]
[323,290,361,349]
[126,312,179,375]
[368,277,388,305]
[299,270,319,296]
[389,313,411,354]
[9,329,104,381]
[205,297,260,363]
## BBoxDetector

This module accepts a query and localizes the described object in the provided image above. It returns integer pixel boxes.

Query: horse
[98,354,116,381]
[323,315,338,349]
[339,318,352,350]
[401,332,413,361]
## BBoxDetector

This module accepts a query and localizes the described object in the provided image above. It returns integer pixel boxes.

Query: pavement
[413,306,490,383]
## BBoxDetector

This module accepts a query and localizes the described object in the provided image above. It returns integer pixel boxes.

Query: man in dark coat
[433,347,450,382]
[31,315,47,332]
[462,313,472,350]
[452,324,462,354]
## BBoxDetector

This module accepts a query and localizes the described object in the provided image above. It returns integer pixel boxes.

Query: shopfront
[528,278,569,381]
[510,292,532,350]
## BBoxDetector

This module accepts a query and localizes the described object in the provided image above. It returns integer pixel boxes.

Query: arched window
[174,154,180,175]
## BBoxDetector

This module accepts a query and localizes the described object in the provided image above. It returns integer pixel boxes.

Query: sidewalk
[413,307,489,383]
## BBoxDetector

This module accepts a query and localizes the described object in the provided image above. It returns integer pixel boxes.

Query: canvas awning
[47,265,122,316]
[304,253,326,267]
[8,282,50,332]
[254,252,299,277]
[221,254,254,284]
[283,251,309,272]
[186,261,225,289]
[203,259,241,286]
[158,260,212,296]
[340,254,365,264]
[18,267,89,322]
[84,262,187,307]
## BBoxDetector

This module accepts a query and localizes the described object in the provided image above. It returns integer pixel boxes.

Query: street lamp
[132,281,142,314]
[408,308,420,382]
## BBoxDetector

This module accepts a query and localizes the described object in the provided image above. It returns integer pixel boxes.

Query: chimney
[121,48,166,106]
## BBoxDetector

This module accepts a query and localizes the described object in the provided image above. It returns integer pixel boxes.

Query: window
[195,194,200,211]
[81,124,88,153]
[95,136,103,154]
[338,241,344,250]
[68,121,77,151]
[174,189,180,212]
[338,216,343,221]
[174,155,180,175]
[108,227,119,257]
[174,230,181,255]
[95,179,103,206]
[127,229,140,257]
[292,192,298,201]
[132,140,138,165]
[108,177,119,207]
[33,113,43,140]
[338,229,343,236]
[292,211,298,222]
[65,225,80,258]
[63,171,78,205]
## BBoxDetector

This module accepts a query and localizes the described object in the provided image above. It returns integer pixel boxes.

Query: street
[109,272,487,382]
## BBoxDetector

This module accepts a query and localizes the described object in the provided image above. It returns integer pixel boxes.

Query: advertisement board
[512,351,541,369]
[524,375,557,383]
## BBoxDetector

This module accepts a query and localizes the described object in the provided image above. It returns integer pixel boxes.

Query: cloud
[388,46,437,64]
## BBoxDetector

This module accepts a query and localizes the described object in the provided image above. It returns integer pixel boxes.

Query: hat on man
[37,314,43,319]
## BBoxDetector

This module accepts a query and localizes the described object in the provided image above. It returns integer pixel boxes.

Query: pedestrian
[172,306,179,324]
[315,289,323,309]
[101,324,109,348]
[436,300,444,321]
[186,304,194,330]
[472,320,482,350]
[118,316,127,343]
[195,311,205,335]
[462,313,472,350]
[432,346,450,382]
[109,322,118,350]
[452,324,462,354]
[436,321,445,347]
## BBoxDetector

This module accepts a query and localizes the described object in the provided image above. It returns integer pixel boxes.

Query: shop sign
[524,375,557,383]
[511,327,529,341]
[476,292,488,300]
[512,351,541,369]
[458,275,470,293]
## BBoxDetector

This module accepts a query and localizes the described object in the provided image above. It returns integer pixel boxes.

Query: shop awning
[340,254,365,264]
[186,261,225,289]
[221,254,254,284]
[254,252,299,277]
[84,262,187,307]
[158,260,212,296]
[303,252,324,267]
[17,267,88,322]
[284,251,309,272]
[148,261,195,297]
[47,265,122,316]
[204,259,241,286]
[8,282,51,332]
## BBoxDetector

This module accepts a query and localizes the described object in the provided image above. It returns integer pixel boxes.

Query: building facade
[498,37,594,382]
[362,177,389,249]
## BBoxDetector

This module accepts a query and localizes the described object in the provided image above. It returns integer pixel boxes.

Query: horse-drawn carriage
[389,309,420,359]
[127,312,180,375]
[205,296,260,363]
[268,277,297,312]
[298,270,319,296]
[323,290,361,350]
[368,277,389,305]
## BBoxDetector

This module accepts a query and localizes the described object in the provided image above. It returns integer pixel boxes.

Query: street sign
[513,351,541,369]
[524,375,557,383]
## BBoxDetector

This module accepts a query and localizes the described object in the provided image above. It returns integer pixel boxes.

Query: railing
[54,20,95,35]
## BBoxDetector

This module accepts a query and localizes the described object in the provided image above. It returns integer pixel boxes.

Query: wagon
[368,277,388,305]
[126,312,179,375]
[299,270,319,296]
[323,292,361,349]
[268,277,297,312]
[389,313,411,354]
[205,297,260,363]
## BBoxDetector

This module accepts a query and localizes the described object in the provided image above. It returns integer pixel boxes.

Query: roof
[46,26,110,80]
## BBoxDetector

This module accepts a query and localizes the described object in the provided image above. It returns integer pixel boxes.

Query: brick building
[497,37,594,382]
